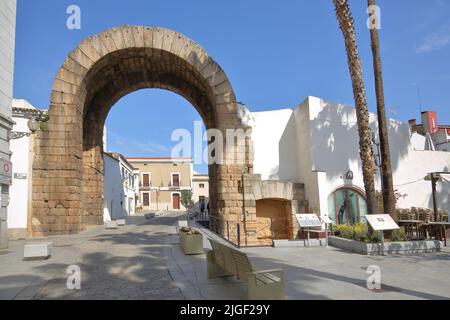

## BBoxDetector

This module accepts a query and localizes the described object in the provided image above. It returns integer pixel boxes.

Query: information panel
[320,215,333,224]
[295,214,322,228]
[366,214,399,231]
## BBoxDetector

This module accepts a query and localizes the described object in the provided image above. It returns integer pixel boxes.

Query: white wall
[252,109,293,180]
[8,102,33,229]
[252,95,450,218]
[103,153,137,221]
[103,154,126,221]
[0,0,15,122]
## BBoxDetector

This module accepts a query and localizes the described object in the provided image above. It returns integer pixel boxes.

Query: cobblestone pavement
[0,212,186,300]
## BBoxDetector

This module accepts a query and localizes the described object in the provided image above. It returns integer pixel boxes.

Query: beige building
[192,173,209,208]
[127,157,193,211]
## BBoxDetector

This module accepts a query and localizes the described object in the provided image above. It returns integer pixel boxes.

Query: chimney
[421,111,438,135]
[408,119,417,133]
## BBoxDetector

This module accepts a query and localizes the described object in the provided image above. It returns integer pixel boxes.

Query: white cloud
[416,30,450,53]
[108,130,171,154]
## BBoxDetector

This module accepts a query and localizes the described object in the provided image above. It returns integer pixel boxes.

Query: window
[172,173,180,187]
[199,183,205,189]
[142,192,150,206]
[327,187,367,225]
[142,173,150,187]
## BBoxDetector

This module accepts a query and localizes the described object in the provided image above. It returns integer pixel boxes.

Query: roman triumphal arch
[31,26,258,245]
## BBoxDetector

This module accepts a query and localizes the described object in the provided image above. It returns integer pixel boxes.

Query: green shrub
[333,224,352,238]
[390,228,407,242]
[352,223,368,242]
[366,230,382,243]
[334,223,386,243]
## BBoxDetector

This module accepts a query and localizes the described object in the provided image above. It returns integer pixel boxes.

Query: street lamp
[9,116,41,140]
[424,172,443,222]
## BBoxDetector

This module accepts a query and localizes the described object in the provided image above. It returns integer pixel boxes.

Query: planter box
[179,232,204,255]
[273,239,327,247]
[329,236,443,255]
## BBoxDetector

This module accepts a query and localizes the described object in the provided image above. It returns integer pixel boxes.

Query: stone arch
[246,177,314,244]
[32,26,255,242]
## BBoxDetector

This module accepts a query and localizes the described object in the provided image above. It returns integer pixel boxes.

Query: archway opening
[327,187,368,225]
[101,88,209,221]
[80,47,217,225]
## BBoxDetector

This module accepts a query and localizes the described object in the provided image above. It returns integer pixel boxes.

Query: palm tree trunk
[367,0,396,219]
[333,0,379,215]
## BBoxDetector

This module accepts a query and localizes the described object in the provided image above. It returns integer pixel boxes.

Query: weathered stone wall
[246,175,311,245]
[31,26,256,240]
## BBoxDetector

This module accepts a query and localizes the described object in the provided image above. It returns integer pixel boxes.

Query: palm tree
[332,0,379,215]
[367,0,396,219]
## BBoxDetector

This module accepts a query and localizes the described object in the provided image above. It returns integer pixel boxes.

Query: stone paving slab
[2,212,450,300]
[189,220,450,300]
[0,213,184,300]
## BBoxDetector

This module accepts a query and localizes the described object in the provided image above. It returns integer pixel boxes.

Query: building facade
[0,0,16,248]
[103,152,138,221]
[192,173,209,210]
[251,96,450,228]
[127,157,193,211]
[8,99,46,239]
[409,111,450,152]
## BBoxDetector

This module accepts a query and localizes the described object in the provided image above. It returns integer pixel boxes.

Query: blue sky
[13,0,450,173]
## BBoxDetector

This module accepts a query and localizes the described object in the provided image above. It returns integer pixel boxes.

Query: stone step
[105,221,118,229]
[273,239,326,247]
[24,242,52,260]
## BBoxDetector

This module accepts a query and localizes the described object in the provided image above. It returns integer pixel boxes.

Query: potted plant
[178,227,203,255]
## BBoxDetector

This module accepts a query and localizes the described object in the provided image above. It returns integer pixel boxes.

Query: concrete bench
[206,238,285,300]
[24,242,52,260]
[116,219,126,226]
[105,221,118,229]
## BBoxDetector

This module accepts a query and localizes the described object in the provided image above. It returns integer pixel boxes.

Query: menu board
[295,214,322,228]
[366,214,399,231]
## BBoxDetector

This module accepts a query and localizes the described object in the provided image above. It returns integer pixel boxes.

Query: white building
[8,99,46,239]
[0,0,17,248]
[192,172,209,210]
[103,152,138,221]
[409,111,450,152]
[251,96,450,224]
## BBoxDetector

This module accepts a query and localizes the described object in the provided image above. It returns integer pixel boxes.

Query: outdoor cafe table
[421,222,450,246]
[397,220,425,240]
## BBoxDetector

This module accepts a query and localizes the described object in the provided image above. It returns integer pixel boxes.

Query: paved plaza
[1,212,449,300]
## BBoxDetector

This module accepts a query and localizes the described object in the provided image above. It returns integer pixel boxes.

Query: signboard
[14,173,27,179]
[320,215,333,224]
[366,214,399,231]
[0,158,12,185]
[295,214,322,228]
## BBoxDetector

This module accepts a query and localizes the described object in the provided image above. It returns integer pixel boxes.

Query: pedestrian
[200,199,205,213]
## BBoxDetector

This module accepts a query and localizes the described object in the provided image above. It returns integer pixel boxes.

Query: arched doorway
[327,186,368,225]
[31,26,255,242]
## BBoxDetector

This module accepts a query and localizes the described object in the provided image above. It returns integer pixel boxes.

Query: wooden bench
[206,238,285,300]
